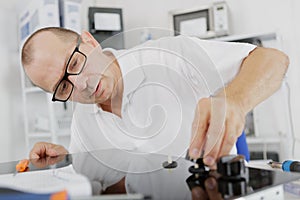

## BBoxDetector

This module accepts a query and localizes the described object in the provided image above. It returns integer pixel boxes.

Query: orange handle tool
[16,159,30,172]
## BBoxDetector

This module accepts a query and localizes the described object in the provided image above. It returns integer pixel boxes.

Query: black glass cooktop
[1,149,300,200]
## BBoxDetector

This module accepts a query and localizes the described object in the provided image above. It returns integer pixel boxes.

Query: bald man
[22,27,289,167]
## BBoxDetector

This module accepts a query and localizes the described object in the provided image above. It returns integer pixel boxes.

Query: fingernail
[206,178,216,190]
[190,148,199,158]
[31,155,39,159]
[204,156,215,166]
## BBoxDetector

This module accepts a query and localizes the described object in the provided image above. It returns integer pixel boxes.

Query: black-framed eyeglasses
[52,37,87,102]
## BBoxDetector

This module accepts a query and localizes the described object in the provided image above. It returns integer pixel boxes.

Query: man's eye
[71,59,78,68]
[59,82,68,93]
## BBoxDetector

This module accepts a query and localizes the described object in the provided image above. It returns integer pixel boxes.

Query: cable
[284,80,297,158]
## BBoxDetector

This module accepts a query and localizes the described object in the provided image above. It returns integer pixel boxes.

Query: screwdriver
[268,160,300,173]
[14,159,30,175]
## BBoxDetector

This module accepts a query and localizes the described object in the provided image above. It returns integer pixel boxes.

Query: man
[22,27,288,167]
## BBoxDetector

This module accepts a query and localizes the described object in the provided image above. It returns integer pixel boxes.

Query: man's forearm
[220,47,289,115]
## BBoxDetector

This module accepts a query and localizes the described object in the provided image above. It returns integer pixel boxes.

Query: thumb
[45,147,59,157]
[30,152,40,159]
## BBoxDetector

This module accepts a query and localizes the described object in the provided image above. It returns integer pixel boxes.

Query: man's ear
[81,31,99,48]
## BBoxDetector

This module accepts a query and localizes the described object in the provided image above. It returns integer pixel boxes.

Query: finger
[218,122,238,158]
[203,98,226,166]
[191,187,208,200]
[29,151,40,159]
[45,144,68,157]
[29,142,67,159]
[189,100,210,159]
[53,145,68,155]
[55,145,69,155]
[45,147,59,157]
[31,156,64,169]
[203,119,225,166]
[205,177,223,200]
[29,142,47,159]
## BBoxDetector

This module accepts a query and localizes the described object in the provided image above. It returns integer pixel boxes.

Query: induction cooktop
[1,149,300,200]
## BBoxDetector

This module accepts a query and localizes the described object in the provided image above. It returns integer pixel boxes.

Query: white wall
[0,1,26,162]
[1,0,300,162]
[289,0,300,158]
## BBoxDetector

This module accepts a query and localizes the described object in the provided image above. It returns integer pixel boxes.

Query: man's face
[25,31,118,104]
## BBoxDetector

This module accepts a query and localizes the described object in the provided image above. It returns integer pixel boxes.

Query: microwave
[169,2,229,38]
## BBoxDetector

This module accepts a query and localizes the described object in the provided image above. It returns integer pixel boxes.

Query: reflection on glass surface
[55,150,300,199]
[0,149,300,200]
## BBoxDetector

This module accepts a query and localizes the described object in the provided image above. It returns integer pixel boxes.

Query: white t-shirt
[69,36,256,158]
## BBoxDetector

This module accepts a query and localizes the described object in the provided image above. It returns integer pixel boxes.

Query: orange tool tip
[16,159,30,172]
[50,190,69,200]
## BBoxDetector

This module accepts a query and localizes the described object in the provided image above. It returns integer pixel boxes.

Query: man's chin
[75,98,102,104]
[75,91,113,105]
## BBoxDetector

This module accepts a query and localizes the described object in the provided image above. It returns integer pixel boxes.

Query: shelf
[28,131,70,138]
[28,132,52,138]
[56,132,71,137]
[210,31,277,42]
[247,137,281,144]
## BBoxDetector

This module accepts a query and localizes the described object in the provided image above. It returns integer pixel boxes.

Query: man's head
[22,27,121,105]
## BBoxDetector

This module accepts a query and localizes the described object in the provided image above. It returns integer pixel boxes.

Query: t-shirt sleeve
[189,37,257,85]
[132,35,256,97]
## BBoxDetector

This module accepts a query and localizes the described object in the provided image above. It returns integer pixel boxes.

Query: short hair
[21,27,79,67]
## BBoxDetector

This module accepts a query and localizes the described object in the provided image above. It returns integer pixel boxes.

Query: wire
[284,80,297,158]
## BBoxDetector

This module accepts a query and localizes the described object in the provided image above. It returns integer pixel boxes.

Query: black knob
[188,158,207,174]
[218,177,247,198]
[186,158,210,190]
[217,155,246,179]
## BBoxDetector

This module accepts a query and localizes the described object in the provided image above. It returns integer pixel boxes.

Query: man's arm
[221,47,289,113]
[189,47,289,166]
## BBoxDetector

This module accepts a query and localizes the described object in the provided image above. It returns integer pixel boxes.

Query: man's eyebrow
[51,39,78,92]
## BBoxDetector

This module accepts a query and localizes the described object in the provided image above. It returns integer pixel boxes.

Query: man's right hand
[29,142,68,159]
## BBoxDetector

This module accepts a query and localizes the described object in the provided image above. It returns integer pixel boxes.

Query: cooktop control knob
[217,155,246,178]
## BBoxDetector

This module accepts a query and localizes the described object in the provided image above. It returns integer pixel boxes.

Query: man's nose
[68,75,87,92]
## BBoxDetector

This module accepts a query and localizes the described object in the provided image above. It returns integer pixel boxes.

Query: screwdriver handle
[16,159,29,172]
[282,160,300,172]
